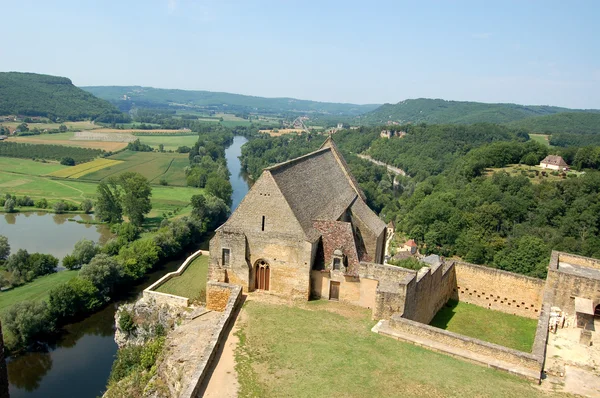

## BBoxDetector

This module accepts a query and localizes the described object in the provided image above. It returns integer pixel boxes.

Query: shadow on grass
[429,299,459,329]
[142,216,163,230]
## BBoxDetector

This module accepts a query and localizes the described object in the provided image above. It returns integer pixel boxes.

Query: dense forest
[358,98,600,127]
[82,85,379,116]
[0,72,128,122]
[240,125,600,279]
[508,112,600,134]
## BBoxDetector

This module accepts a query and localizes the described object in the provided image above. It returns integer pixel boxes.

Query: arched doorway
[254,259,270,291]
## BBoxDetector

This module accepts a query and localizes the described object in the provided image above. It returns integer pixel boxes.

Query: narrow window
[261,215,265,231]
[333,258,341,270]
[222,248,230,266]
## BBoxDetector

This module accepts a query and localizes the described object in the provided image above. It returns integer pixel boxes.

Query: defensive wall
[545,251,600,313]
[142,249,209,307]
[453,261,545,319]
[180,282,242,398]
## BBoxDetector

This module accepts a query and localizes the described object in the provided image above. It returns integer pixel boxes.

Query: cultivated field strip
[47,159,123,179]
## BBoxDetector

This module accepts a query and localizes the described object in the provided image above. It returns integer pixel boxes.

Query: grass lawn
[0,271,78,315]
[235,300,555,398]
[429,300,538,352]
[137,135,199,151]
[0,157,66,176]
[485,164,579,184]
[155,255,208,300]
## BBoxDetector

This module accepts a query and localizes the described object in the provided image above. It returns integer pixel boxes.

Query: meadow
[236,300,558,398]
[429,300,538,352]
[0,157,66,176]
[7,135,128,151]
[484,164,579,184]
[529,134,551,147]
[0,120,98,132]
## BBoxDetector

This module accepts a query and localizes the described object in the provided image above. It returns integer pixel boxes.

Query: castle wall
[454,261,544,319]
[402,263,456,324]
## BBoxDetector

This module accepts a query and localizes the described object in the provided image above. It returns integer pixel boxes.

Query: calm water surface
[5,136,251,398]
[0,213,112,262]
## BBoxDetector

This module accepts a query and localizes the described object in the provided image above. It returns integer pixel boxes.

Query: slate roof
[313,220,361,276]
[266,138,383,242]
[540,155,568,167]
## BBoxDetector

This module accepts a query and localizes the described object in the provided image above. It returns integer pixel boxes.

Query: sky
[1,0,599,108]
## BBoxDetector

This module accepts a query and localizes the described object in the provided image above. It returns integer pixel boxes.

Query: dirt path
[357,154,408,176]
[201,311,241,397]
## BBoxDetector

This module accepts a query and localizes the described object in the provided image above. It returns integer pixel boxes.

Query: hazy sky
[1,0,599,108]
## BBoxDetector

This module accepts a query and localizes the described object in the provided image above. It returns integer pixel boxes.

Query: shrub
[71,238,98,267]
[60,157,75,166]
[159,178,168,186]
[35,198,48,209]
[118,310,136,334]
[4,301,55,348]
[62,254,79,270]
[48,277,101,319]
[53,201,67,214]
[80,199,93,214]
[4,198,15,213]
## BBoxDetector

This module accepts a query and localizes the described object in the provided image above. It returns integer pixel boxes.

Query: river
[4,136,251,398]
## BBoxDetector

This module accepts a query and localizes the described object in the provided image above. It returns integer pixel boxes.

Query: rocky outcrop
[114,296,189,348]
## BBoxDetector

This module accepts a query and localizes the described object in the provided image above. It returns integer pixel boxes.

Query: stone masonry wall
[206,281,233,311]
[181,282,242,398]
[454,261,545,319]
[402,263,456,324]
[387,314,543,381]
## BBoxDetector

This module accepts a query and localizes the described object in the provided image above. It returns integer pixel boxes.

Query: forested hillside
[0,72,127,122]
[358,98,599,126]
[508,112,600,134]
[82,86,380,115]
[240,126,600,278]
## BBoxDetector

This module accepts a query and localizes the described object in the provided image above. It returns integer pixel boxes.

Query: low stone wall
[180,282,242,398]
[454,261,544,319]
[386,314,543,381]
[142,249,209,307]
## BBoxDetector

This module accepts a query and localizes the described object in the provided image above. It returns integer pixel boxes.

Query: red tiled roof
[405,239,417,247]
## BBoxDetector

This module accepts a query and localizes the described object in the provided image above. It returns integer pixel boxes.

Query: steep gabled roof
[540,155,568,167]
[313,220,361,276]
[266,146,357,241]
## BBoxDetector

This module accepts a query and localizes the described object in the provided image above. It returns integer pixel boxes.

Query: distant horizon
[1,1,598,109]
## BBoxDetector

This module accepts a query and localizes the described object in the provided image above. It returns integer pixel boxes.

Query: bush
[159,178,168,186]
[48,277,101,319]
[4,301,55,348]
[16,196,34,206]
[80,199,93,213]
[53,201,67,214]
[62,254,79,270]
[60,157,75,166]
[4,198,15,213]
[79,254,123,300]
[118,310,136,334]
[35,198,48,209]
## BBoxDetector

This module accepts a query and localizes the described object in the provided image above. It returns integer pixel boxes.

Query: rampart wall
[453,261,545,319]
[180,282,242,398]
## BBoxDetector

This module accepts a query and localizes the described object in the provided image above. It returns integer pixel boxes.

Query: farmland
[7,134,129,151]
[47,158,124,179]
[0,157,67,176]
[0,120,98,132]
[81,151,189,186]
[0,141,104,163]
[136,134,200,151]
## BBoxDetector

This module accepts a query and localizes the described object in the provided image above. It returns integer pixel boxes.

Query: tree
[59,124,68,132]
[71,238,98,267]
[35,198,48,209]
[95,179,123,224]
[80,199,93,213]
[48,278,101,319]
[53,201,67,214]
[4,198,15,213]
[4,301,54,347]
[62,254,79,270]
[60,157,75,166]
[117,172,152,227]
[79,254,123,300]
[118,238,159,279]
[521,152,539,166]
[27,253,58,276]
[158,144,164,152]
[117,222,139,243]
[190,194,206,220]
[0,235,9,261]
[205,175,232,203]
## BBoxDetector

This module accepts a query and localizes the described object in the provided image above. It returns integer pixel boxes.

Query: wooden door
[329,281,340,300]
[255,264,270,291]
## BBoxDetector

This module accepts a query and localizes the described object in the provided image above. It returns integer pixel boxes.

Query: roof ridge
[264,146,332,172]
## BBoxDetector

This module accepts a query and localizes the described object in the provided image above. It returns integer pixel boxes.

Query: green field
[136,135,199,151]
[82,151,189,186]
[155,255,208,300]
[0,169,201,217]
[485,164,579,184]
[0,157,67,176]
[0,271,78,315]
[529,134,551,147]
[236,301,555,398]
[429,300,538,352]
